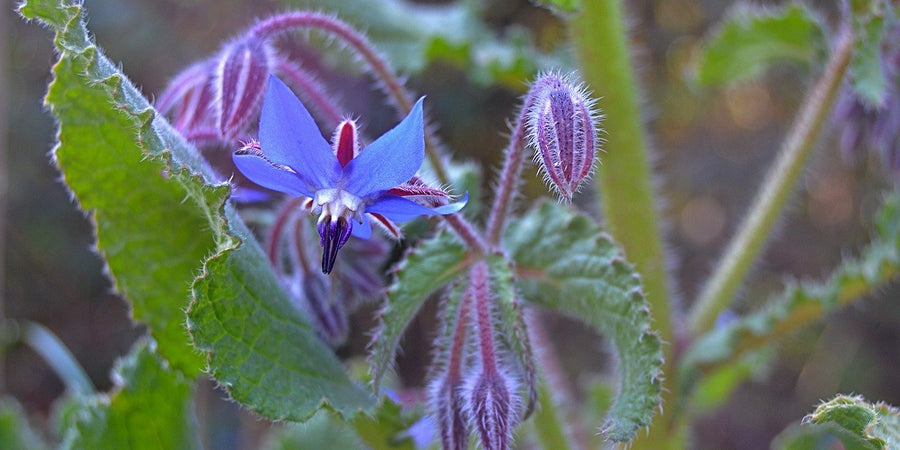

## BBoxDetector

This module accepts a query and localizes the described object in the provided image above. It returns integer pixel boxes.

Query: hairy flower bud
[430,378,469,450]
[465,370,520,450]
[215,36,272,139]
[462,261,522,450]
[427,290,474,450]
[156,60,217,134]
[527,73,601,201]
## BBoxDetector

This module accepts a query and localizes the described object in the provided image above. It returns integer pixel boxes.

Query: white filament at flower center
[313,188,364,223]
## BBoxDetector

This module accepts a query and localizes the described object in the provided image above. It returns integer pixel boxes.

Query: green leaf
[687,350,771,415]
[504,202,663,443]
[189,239,375,420]
[20,0,213,376]
[681,192,900,380]
[773,422,874,450]
[60,341,200,450]
[0,397,48,450]
[850,7,888,107]
[351,399,419,450]
[22,0,375,420]
[264,399,421,450]
[533,0,582,14]
[794,395,900,450]
[369,232,469,389]
[695,4,825,87]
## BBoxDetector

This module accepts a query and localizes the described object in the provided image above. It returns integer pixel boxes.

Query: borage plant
[10,0,900,449]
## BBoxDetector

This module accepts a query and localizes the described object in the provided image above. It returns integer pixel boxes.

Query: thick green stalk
[687,27,854,336]
[570,2,675,446]
[570,1,671,345]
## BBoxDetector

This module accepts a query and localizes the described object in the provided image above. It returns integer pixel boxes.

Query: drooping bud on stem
[463,262,520,450]
[156,60,217,135]
[428,289,473,450]
[215,36,273,139]
[527,73,602,201]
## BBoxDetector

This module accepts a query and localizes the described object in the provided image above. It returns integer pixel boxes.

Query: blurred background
[3,0,899,448]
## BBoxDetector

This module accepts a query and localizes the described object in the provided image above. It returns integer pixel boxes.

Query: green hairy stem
[687,27,854,335]
[569,1,675,446]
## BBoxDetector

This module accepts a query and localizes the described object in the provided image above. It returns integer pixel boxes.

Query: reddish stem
[470,261,498,374]
[443,213,487,255]
[485,88,542,246]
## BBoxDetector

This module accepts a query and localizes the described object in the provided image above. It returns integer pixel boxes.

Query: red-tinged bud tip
[332,119,360,167]
[527,72,602,201]
[215,36,272,139]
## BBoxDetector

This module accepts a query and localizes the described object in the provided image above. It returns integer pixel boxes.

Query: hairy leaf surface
[504,202,663,443]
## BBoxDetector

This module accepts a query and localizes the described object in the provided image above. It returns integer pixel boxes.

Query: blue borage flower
[234,75,466,273]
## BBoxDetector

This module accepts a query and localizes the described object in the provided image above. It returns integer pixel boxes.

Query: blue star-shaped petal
[234,75,466,273]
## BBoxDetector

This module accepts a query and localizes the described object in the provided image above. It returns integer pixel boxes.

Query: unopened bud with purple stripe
[527,73,602,201]
[215,36,273,139]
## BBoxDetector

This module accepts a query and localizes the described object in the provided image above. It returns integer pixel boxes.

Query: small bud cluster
[427,262,526,450]
[157,34,273,144]
[526,72,602,201]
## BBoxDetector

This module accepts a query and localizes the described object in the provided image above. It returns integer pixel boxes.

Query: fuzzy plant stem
[273,58,343,127]
[471,262,499,375]
[446,289,472,387]
[444,212,488,255]
[249,12,450,184]
[569,3,675,446]
[485,89,542,246]
[687,27,855,336]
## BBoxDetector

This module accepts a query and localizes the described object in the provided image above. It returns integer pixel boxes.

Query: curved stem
[485,96,536,247]
[687,27,855,336]
[250,12,449,184]
[21,321,95,397]
[273,58,343,127]
[443,212,487,255]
